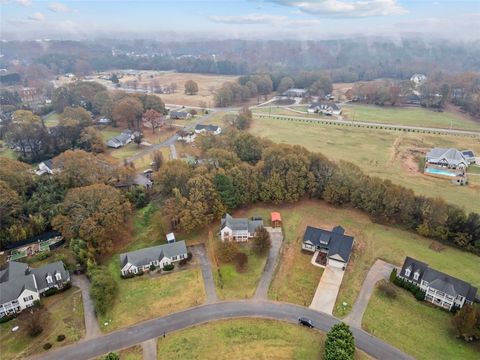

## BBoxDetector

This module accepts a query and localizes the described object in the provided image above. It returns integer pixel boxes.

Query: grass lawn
[343,104,480,131]
[253,107,328,118]
[0,140,16,159]
[250,117,480,213]
[362,283,480,360]
[42,112,60,127]
[156,318,372,360]
[99,128,122,141]
[213,244,267,300]
[231,200,480,318]
[95,345,143,360]
[0,287,85,360]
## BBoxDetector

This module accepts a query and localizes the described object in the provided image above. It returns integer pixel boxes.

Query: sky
[1,0,479,40]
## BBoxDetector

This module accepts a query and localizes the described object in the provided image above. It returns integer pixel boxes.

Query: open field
[0,287,85,360]
[249,117,480,213]
[363,282,480,360]
[343,104,480,131]
[232,200,480,318]
[42,112,60,127]
[253,106,329,118]
[156,318,372,360]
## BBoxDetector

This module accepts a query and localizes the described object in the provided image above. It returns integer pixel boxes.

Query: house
[404,93,422,106]
[425,148,469,170]
[119,241,188,275]
[133,173,153,188]
[96,118,112,125]
[282,88,307,98]
[302,225,354,270]
[398,257,477,310]
[194,124,221,135]
[271,212,282,228]
[0,261,70,318]
[107,129,133,148]
[410,73,427,86]
[308,102,342,116]
[461,150,476,164]
[35,159,54,175]
[169,111,192,120]
[177,130,197,143]
[220,214,263,242]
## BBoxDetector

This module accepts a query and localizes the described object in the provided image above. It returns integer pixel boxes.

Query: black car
[298,317,314,328]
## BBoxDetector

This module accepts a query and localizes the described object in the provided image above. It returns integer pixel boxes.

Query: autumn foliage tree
[112,96,143,128]
[252,226,271,256]
[184,80,199,95]
[452,304,480,341]
[143,109,163,133]
[53,184,131,257]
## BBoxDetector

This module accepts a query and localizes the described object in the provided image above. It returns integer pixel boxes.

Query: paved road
[345,260,397,328]
[310,265,345,315]
[253,112,480,137]
[31,300,412,360]
[71,275,101,340]
[254,227,283,299]
[189,244,218,304]
[141,338,157,360]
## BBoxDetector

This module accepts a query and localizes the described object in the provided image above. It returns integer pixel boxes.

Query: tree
[0,180,22,230]
[277,76,295,94]
[143,109,163,133]
[324,323,355,360]
[110,74,119,84]
[22,307,44,337]
[151,150,164,171]
[62,106,92,127]
[52,184,131,257]
[92,91,113,118]
[154,160,193,197]
[0,157,34,193]
[452,304,480,341]
[252,226,271,256]
[184,80,199,95]
[90,267,117,315]
[52,86,73,113]
[112,96,143,128]
[309,75,333,97]
[170,82,177,93]
[217,240,238,263]
[133,131,144,148]
[104,353,120,360]
[233,133,262,164]
[79,127,106,153]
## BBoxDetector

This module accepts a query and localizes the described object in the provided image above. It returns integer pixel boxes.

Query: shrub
[163,263,174,271]
[56,334,66,342]
[121,273,135,279]
[392,276,425,301]
[235,252,248,272]
[187,252,193,261]
[389,268,397,283]
[378,280,397,299]
[43,287,59,297]
[43,343,52,350]
[324,322,355,360]
[0,314,16,324]
[104,352,120,360]
[217,241,238,263]
[149,264,157,271]
[90,267,117,315]
[178,259,188,266]
[452,304,480,341]
[252,226,271,256]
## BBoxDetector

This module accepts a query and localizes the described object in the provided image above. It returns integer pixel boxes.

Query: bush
[43,287,59,297]
[56,334,66,342]
[90,267,118,316]
[163,263,174,271]
[324,323,355,360]
[392,275,426,301]
[178,259,188,266]
[217,241,238,263]
[252,226,271,256]
[0,314,16,324]
[378,280,397,299]
[389,268,397,283]
[149,264,157,271]
[43,343,52,350]
[187,252,193,261]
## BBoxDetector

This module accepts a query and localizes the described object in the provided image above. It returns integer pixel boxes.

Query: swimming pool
[425,168,457,177]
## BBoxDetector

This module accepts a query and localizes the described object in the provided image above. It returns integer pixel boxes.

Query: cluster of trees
[324,323,356,360]
[156,131,480,255]
[452,304,480,342]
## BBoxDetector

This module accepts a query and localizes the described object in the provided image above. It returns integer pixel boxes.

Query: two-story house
[398,257,477,310]
[219,214,263,242]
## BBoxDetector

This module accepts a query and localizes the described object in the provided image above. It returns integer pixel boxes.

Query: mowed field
[155,319,372,360]
[249,117,480,213]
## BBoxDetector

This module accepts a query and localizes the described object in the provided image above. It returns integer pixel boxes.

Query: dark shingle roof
[399,256,429,285]
[220,214,263,233]
[31,261,70,291]
[303,225,354,263]
[120,241,188,268]
[195,124,219,132]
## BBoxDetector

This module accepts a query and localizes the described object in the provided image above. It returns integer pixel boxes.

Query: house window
[46,276,53,284]
[413,272,419,281]
[55,273,62,281]
[23,295,34,302]
[404,268,411,277]
[172,256,177,261]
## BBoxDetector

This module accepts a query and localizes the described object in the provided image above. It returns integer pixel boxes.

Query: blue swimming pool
[425,168,457,177]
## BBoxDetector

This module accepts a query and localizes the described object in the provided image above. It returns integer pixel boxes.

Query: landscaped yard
[0,287,85,360]
[363,283,480,360]
[342,104,480,131]
[249,117,480,213]
[156,318,372,360]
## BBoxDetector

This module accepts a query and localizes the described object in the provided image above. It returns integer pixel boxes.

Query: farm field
[232,200,480,318]
[249,117,480,213]
[156,318,372,360]
[363,282,480,360]
[342,104,480,131]
[0,287,85,360]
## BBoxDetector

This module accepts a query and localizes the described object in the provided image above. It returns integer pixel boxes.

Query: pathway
[254,227,283,299]
[30,300,413,360]
[309,266,345,315]
[141,338,157,360]
[189,244,218,303]
[345,260,397,328]
[169,144,177,159]
[71,275,101,340]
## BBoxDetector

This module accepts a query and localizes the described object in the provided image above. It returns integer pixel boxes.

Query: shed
[271,212,282,227]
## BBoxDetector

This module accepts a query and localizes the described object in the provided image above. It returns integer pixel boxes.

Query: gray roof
[170,111,190,119]
[195,124,219,132]
[220,214,263,233]
[133,174,152,187]
[426,148,468,166]
[42,159,53,170]
[120,241,188,268]
[31,261,69,291]
[107,130,133,147]
[303,225,354,263]
[400,257,477,301]
[309,102,340,111]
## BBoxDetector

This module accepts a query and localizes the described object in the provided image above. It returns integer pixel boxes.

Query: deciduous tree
[184,80,199,95]
[252,226,271,256]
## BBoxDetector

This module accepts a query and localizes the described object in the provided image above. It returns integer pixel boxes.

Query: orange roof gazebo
[271,212,282,227]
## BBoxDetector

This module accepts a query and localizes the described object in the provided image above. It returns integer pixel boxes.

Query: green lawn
[156,319,372,360]
[253,107,328,118]
[0,287,85,360]
[0,140,16,159]
[343,104,480,131]
[363,283,480,360]
[42,112,60,127]
[213,244,267,299]
[250,117,480,213]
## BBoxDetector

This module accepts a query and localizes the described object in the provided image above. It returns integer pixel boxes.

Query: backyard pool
[425,168,457,177]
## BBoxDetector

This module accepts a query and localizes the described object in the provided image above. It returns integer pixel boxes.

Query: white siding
[327,258,345,269]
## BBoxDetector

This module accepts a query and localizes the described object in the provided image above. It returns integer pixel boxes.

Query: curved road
[32,300,412,360]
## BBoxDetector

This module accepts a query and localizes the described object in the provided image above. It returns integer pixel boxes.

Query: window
[172,256,177,260]
[23,295,34,302]
[55,273,62,281]
[404,268,411,277]
[413,272,419,281]
[46,275,53,284]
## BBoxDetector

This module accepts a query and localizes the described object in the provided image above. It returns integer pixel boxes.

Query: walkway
[141,338,157,360]
[30,300,412,360]
[345,260,397,328]
[169,144,177,159]
[309,266,345,315]
[189,244,218,304]
[254,227,283,299]
[71,275,101,340]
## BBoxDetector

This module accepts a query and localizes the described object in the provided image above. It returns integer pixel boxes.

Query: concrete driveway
[309,265,345,315]
[254,227,283,299]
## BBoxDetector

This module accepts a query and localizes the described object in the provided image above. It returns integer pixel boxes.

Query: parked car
[298,317,314,328]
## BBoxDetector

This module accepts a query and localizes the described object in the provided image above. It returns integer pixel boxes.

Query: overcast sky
[1,0,479,40]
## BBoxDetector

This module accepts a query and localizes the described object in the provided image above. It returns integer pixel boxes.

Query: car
[298,317,314,328]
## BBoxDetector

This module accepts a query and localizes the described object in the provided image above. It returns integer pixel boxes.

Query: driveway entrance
[309,265,344,315]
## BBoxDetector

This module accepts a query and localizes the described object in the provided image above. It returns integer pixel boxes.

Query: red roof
[271,212,282,222]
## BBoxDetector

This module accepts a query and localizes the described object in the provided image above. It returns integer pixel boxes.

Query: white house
[35,159,54,176]
[194,124,221,135]
[219,214,263,242]
[410,73,427,86]
[282,88,307,98]
[308,102,342,116]
[177,130,197,143]
[302,225,354,270]
[398,257,477,310]
[119,241,188,276]
[0,261,70,318]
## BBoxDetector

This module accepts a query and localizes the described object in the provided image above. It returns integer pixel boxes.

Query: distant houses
[398,257,477,310]
[220,214,263,242]
[0,261,70,318]
[96,117,112,126]
[194,124,221,135]
[283,88,307,98]
[308,102,342,116]
[107,129,133,148]
[169,111,192,120]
